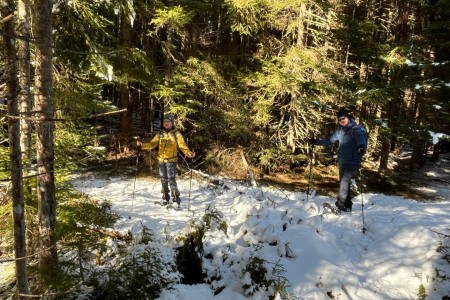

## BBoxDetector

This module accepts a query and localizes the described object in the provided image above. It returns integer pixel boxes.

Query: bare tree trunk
[378,84,395,171]
[410,138,426,171]
[379,78,402,170]
[18,0,32,167]
[159,26,173,122]
[119,83,132,144]
[150,97,154,134]
[1,0,30,298]
[379,135,391,171]
[32,0,58,269]
[118,9,133,147]
[430,141,440,162]
[140,94,150,136]
[410,89,426,171]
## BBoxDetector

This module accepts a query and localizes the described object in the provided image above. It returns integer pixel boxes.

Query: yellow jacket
[142,130,192,163]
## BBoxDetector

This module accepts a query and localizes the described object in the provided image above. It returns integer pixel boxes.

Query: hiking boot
[335,200,346,212]
[162,193,170,205]
[343,200,353,212]
[335,199,352,212]
[172,191,181,206]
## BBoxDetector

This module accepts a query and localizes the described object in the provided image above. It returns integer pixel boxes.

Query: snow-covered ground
[71,168,450,300]
[410,152,450,201]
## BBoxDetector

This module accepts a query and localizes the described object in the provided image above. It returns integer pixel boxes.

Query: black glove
[309,138,318,145]
[356,145,365,156]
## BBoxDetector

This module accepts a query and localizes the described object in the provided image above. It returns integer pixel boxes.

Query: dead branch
[240,148,257,187]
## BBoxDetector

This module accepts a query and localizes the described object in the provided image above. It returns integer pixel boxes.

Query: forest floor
[101,145,450,202]
[402,151,450,201]
[257,150,450,202]
[112,148,450,202]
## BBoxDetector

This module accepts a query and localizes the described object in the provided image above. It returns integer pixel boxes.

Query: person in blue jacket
[310,108,367,212]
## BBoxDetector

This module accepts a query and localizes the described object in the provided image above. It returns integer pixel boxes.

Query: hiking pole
[306,134,315,202]
[188,155,194,214]
[132,137,141,207]
[359,168,367,234]
[180,149,200,213]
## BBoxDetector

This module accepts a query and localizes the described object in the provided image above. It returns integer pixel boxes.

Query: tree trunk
[379,135,391,171]
[32,0,58,269]
[119,83,132,145]
[379,71,403,170]
[1,0,30,297]
[165,27,173,85]
[140,94,150,136]
[430,140,440,162]
[410,138,426,171]
[409,88,427,171]
[118,9,133,147]
[18,0,32,167]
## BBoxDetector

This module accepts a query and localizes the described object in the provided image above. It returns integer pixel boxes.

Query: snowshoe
[165,203,181,210]
[169,195,181,210]
[153,193,171,206]
[323,202,341,215]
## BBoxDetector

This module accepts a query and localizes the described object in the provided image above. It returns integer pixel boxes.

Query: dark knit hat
[336,108,351,119]
[163,114,175,124]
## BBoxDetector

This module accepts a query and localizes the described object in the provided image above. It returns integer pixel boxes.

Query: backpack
[351,124,368,144]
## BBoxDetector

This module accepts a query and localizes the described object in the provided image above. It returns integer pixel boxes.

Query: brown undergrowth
[90,147,448,201]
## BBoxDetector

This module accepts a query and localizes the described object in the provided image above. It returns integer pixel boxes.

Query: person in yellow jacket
[137,114,195,207]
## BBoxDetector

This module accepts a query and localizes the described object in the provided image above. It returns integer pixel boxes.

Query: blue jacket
[317,119,367,167]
